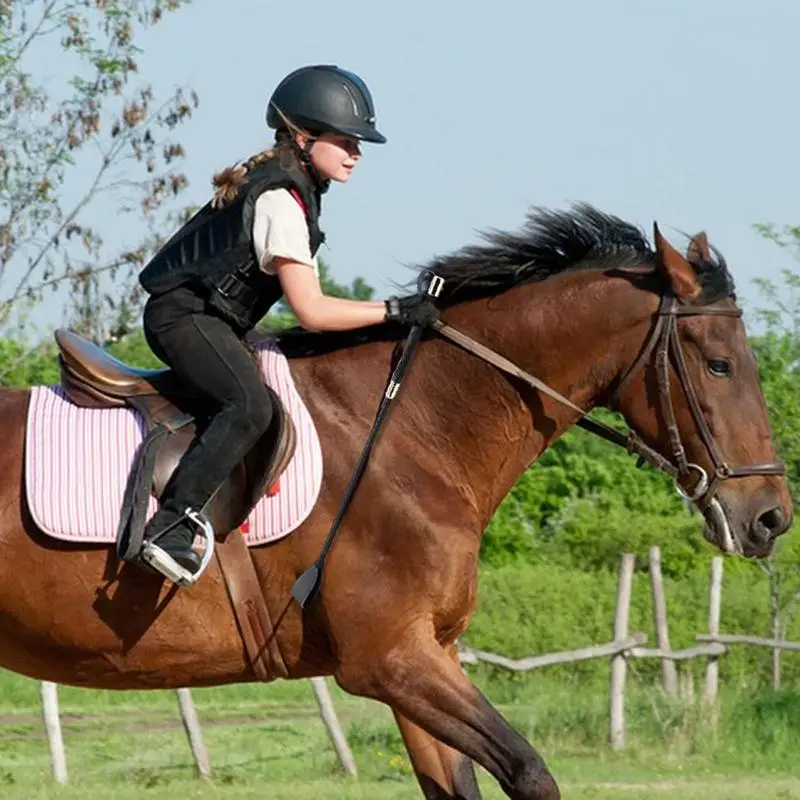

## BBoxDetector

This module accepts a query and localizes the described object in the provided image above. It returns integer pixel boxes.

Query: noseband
[431,290,785,511]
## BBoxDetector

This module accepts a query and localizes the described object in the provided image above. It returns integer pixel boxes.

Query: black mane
[423,202,734,306]
[275,202,736,357]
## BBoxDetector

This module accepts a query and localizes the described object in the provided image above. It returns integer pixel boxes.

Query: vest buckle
[217,273,241,298]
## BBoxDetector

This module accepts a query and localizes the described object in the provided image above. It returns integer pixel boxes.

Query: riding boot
[144,507,202,573]
[142,402,274,573]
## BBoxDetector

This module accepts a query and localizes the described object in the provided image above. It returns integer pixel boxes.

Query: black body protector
[139,157,325,334]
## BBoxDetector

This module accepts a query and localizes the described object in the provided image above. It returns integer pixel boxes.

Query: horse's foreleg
[392,646,481,799]
[336,636,559,800]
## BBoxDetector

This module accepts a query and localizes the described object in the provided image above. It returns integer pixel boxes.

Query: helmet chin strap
[296,137,330,194]
[269,103,331,194]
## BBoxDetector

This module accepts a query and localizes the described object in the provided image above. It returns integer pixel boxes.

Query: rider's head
[266,65,386,189]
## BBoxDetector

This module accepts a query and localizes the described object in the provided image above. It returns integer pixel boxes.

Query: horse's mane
[423,202,734,306]
[272,202,736,358]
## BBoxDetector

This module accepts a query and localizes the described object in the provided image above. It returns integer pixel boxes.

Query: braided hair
[211,132,294,209]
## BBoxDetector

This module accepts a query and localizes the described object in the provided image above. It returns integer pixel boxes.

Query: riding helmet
[266,65,387,144]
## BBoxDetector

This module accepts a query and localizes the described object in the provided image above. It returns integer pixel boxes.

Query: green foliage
[482,409,707,574]
[749,327,800,498]
[0,339,60,387]
[467,561,800,688]
[0,328,162,388]
[745,270,800,651]
[106,328,164,368]
[318,259,375,301]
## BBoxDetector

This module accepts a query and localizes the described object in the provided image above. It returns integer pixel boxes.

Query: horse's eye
[707,357,732,378]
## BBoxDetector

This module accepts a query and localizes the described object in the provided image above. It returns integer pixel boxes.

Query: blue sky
[36,0,800,329]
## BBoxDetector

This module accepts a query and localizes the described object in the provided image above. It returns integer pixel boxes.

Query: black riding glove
[384,294,440,327]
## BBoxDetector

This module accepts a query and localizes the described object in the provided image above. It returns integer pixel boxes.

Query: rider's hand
[384,294,440,327]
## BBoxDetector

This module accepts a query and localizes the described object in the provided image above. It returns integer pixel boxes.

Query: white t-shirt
[252,188,319,276]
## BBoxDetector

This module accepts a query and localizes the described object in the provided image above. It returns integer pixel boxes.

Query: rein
[431,291,785,510]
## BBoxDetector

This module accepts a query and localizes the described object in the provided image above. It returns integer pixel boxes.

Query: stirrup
[139,508,215,587]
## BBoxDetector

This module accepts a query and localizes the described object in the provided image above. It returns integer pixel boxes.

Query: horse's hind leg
[393,643,481,799]
[337,635,559,800]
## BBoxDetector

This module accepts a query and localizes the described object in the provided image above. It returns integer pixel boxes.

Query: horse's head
[397,203,790,558]
[613,224,791,557]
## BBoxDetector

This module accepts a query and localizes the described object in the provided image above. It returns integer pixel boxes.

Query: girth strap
[215,531,288,680]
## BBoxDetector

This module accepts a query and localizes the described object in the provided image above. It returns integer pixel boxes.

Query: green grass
[1,669,799,798]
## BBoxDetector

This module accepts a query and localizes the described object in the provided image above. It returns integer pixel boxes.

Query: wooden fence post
[311,677,357,777]
[704,556,723,705]
[175,688,211,779]
[648,546,677,696]
[40,681,68,784]
[609,552,635,751]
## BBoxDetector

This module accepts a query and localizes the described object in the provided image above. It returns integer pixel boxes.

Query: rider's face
[296,132,362,183]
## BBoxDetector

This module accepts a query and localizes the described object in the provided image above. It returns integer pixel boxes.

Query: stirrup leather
[139,508,216,587]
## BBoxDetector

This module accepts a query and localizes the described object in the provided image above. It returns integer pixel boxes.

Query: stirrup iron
[140,508,215,587]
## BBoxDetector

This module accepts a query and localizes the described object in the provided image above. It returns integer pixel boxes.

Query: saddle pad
[24,340,323,546]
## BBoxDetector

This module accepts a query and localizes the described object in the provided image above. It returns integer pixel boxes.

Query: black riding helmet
[266,65,387,144]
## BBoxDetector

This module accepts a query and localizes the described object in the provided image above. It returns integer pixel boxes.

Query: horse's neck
[289,273,656,531]
[406,273,659,525]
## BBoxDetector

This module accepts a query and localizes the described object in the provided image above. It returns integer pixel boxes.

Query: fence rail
[696,633,800,652]
[457,633,646,671]
[458,549,799,752]
[630,643,726,660]
[21,546,800,780]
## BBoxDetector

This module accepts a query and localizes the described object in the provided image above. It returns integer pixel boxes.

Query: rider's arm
[273,260,386,332]
[253,188,386,331]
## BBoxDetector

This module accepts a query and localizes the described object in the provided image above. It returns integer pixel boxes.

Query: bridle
[431,289,785,516]
[608,292,785,507]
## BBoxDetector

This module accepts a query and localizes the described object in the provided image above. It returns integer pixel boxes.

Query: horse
[0,204,790,799]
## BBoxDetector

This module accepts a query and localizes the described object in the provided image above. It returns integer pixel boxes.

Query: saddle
[53,328,294,680]
[54,329,297,536]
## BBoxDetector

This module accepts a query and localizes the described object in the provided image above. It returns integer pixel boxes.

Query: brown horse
[0,205,791,799]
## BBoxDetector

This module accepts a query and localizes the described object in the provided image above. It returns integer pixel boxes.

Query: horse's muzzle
[748,504,791,553]
[704,490,792,559]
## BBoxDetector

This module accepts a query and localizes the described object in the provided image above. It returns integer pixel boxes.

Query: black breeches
[142,288,274,518]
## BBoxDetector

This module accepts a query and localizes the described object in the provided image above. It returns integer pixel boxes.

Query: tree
[317,260,375,301]
[0,0,197,348]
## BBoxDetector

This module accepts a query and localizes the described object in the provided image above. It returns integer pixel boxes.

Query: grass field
[0,669,798,799]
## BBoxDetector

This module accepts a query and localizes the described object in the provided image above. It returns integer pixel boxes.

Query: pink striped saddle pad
[24,340,323,546]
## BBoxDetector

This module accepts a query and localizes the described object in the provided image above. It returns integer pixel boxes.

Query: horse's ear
[653,222,702,301]
[687,231,711,263]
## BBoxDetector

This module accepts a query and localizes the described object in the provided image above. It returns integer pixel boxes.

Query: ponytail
[210,132,294,209]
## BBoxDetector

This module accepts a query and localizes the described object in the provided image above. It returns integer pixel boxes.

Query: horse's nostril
[757,506,786,539]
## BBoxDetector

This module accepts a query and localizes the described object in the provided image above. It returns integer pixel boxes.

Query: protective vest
[138,156,324,333]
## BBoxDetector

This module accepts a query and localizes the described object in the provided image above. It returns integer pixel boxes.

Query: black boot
[143,509,202,573]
